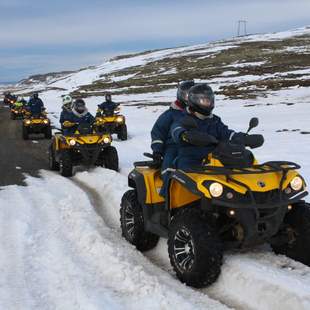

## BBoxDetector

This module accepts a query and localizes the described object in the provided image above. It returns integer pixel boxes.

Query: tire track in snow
[68,171,231,310]
[72,170,238,310]
[74,168,310,310]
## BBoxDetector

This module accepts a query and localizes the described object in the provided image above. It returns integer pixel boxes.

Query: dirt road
[0,104,50,186]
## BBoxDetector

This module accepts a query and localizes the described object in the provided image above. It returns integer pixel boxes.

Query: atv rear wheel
[22,125,29,140]
[168,209,223,288]
[271,202,310,266]
[120,190,159,251]
[117,124,128,141]
[48,145,59,171]
[45,126,52,139]
[59,151,73,177]
[103,146,119,171]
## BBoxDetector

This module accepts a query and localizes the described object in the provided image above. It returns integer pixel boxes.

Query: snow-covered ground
[1,26,310,309]
[1,83,310,309]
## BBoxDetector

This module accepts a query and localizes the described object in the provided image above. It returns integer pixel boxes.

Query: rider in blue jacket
[60,95,73,127]
[61,99,95,135]
[27,93,45,116]
[97,93,119,116]
[171,83,240,170]
[151,80,195,197]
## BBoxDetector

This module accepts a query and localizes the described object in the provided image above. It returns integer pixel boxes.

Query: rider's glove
[63,120,76,128]
[152,152,163,166]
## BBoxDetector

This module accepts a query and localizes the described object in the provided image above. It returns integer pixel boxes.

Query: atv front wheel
[59,151,73,177]
[103,146,119,171]
[48,145,59,171]
[120,190,159,251]
[45,126,52,139]
[168,209,223,288]
[22,126,29,140]
[117,124,128,141]
[11,112,16,120]
[271,202,310,266]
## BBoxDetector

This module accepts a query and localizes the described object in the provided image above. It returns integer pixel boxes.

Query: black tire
[120,190,159,251]
[59,151,73,177]
[11,112,16,120]
[271,202,310,266]
[45,126,52,139]
[103,146,119,171]
[168,209,223,288]
[48,145,59,171]
[117,124,128,141]
[22,125,29,140]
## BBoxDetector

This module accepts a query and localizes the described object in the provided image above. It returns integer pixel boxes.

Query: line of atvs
[3,92,310,290]
[3,93,128,177]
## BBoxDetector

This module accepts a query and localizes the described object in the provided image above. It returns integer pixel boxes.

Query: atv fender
[128,170,147,206]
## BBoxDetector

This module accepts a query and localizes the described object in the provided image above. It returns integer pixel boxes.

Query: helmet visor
[179,89,189,102]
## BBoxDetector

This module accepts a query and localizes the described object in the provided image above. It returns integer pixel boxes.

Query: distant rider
[27,93,45,116]
[60,95,73,126]
[13,96,27,109]
[96,93,119,116]
[151,80,195,197]
[61,99,95,135]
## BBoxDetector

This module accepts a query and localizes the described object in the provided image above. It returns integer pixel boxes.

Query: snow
[0,172,228,310]
[2,83,310,309]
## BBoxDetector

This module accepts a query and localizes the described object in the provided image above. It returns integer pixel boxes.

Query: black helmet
[187,83,215,116]
[105,93,112,102]
[73,98,86,114]
[33,92,39,99]
[177,80,195,107]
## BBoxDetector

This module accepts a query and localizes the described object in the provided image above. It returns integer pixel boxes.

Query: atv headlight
[25,120,31,125]
[209,182,224,198]
[116,116,123,123]
[43,119,49,124]
[290,176,303,191]
[69,139,76,146]
[103,137,111,144]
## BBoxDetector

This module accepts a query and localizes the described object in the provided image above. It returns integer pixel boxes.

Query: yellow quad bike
[10,105,26,120]
[4,95,17,108]
[120,118,309,288]
[22,111,52,140]
[48,122,119,177]
[95,106,127,140]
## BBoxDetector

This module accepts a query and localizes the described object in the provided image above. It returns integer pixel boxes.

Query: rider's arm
[215,117,235,141]
[151,111,172,155]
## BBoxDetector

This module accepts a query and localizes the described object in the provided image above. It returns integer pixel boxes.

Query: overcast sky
[0,0,309,82]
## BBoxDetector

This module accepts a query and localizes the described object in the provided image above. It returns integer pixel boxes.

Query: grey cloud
[0,1,309,47]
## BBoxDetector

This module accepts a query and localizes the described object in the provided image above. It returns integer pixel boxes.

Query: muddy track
[0,104,50,186]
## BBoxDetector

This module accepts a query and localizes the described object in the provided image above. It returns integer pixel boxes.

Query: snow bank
[0,172,228,310]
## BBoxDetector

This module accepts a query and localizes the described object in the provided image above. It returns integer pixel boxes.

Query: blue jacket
[61,110,95,135]
[171,113,235,169]
[60,109,72,126]
[27,97,44,115]
[98,101,119,114]
[151,103,184,155]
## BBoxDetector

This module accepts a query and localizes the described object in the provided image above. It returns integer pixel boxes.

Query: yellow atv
[10,105,26,120]
[48,122,118,177]
[4,95,17,108]
[22,111,52,140]
[120,118,309,288]
[95,106,127,140]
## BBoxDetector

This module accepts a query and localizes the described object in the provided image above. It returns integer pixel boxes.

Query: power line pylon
[237,20,247,37]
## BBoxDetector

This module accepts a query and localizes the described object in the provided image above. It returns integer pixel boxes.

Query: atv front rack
[194,161,300,176]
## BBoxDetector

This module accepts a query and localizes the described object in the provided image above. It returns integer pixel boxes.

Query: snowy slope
[1,26,310,310]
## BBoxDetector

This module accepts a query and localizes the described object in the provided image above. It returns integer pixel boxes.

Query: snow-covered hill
[13,25,310,105]
[1,26,310,310]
